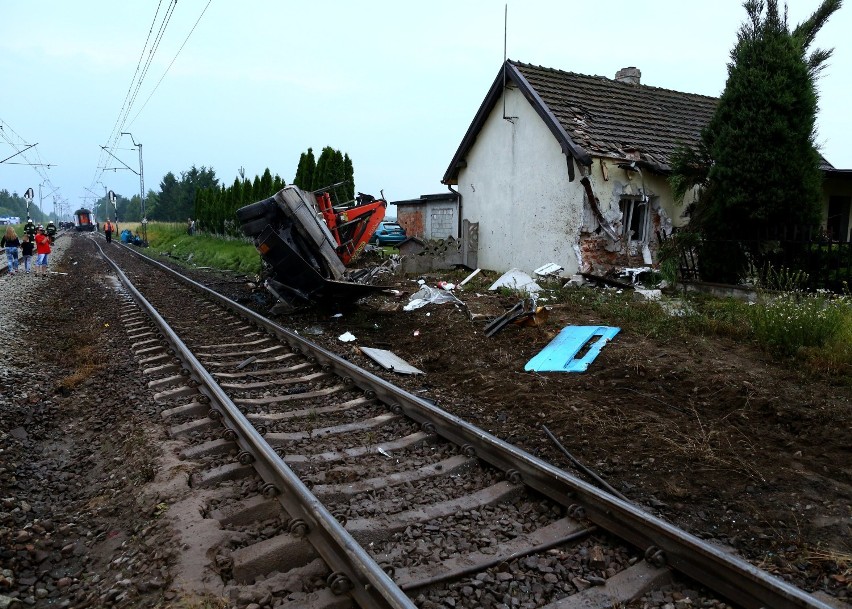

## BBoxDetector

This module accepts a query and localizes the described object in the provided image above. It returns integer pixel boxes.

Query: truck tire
[240,217,270,237]
[236,198,277,223]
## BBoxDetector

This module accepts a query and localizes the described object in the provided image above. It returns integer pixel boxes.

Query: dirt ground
[203,254,851,601]
[2,235,847,607]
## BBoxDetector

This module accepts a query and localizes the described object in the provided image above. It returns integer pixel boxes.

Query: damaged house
[441,60,852,276]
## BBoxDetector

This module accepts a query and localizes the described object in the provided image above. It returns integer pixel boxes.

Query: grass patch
[125,222,262,275]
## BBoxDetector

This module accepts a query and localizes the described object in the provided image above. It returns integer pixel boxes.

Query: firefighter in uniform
[45,220,57,244]
[24,219,36,242]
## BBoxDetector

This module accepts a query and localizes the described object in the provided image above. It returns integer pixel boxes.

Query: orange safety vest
[104,222,113,232]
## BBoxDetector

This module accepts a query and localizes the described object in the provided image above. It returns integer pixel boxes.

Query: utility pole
[98,181,116,225]
[121,132,146,245]
[39,181,47,221]
[24,187,34,222]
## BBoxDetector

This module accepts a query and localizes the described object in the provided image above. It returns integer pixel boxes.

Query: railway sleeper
[147,373,188,390]
[213,361,313,379]
[226,481,523,585]
[264,413,402,443]
[310,454,475,503]
[283,431,436,469]
[235,383,349,406]
[161,399,210,421]
[539,560,672,609]
[391,516,595,591]
[138,352,171,366]
[346,481,523,544]
[231,534,316,583]
[154,384,199,402]
[191,462,257,488]
[196,344,288,360]
[143,362,183,376]
[224,559,348,609]
[169,416,219,438]
[221,370,331,391]
[205,352,298,368]
[195,337,274,350]
[247,396,372,422]
[132,342,162,354]
[180,438,239,460]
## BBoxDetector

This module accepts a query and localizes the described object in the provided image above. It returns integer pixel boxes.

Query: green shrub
[748,291,850,357]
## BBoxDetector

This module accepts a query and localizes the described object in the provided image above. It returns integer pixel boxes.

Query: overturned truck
[237,185,390,311]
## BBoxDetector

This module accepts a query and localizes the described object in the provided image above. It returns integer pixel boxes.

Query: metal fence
[658,227,852,292]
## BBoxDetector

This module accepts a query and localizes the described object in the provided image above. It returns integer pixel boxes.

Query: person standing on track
[103,219,114,244]
[34,226,51,277]
[1,225,21,275]
[20,234,34,274]
[46,220,57,244]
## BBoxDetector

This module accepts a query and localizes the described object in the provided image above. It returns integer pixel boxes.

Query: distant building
[392,192,460,240]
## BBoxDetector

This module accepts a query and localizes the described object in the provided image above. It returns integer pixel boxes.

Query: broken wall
[399,220,479,274]
[575,159,689,274]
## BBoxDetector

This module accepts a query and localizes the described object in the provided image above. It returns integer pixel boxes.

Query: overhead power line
[91,1,213,193]
[129,0,214,127]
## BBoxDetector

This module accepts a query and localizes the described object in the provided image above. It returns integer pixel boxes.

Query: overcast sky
[1,0,850,219]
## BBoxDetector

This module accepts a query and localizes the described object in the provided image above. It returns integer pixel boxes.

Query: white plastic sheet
[403,285,464,311]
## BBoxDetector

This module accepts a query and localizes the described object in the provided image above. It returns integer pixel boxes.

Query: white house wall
[456,86,585,275]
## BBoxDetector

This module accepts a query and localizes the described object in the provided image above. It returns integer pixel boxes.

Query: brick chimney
[615,67,641,85]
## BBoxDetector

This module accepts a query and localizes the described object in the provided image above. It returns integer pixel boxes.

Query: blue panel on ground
[524,326,620,373]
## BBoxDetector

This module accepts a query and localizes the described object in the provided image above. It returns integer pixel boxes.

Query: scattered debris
[338,331,357,342]
[580,272,634,290]
[618,266,653,284]
[359,347,425,375]
[458,268,481,286]
[484,302,525,337]
[489,269,541,294]
[403,285,464,311]
[542,425,629,501]
[534,262,563,277]
[634,288,662,301]
[437,281,456,290]
[525,326,620,372]
[513,306,549,328]
[563,274,585,288]
[484,298,549,337]
[236,356,257,370]
[377,447,393,458]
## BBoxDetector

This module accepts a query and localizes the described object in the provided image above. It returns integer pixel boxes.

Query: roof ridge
[508,59,719,101]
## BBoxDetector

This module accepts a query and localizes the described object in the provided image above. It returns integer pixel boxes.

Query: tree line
[80,145,355,237]
[0,189,52,223]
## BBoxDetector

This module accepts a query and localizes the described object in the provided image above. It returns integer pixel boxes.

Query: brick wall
[578,213,661,273]
[398,206,425,238]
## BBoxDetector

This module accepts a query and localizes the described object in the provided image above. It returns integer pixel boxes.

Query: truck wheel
[236,198,276,223]
[240,217,270,237]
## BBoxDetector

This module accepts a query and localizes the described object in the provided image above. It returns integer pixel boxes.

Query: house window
[619,197,648,242]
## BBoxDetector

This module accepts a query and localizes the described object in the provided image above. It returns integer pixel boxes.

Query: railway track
[89,234,837,609]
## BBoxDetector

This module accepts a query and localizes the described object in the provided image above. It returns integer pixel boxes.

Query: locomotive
[74,208,96,232]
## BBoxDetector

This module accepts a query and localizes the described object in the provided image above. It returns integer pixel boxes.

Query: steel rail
[115,243,834,609]
[97,242,416,609]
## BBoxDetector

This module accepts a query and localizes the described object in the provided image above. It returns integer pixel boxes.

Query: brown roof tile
[442,60,720,184]
[511,61,718,171]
